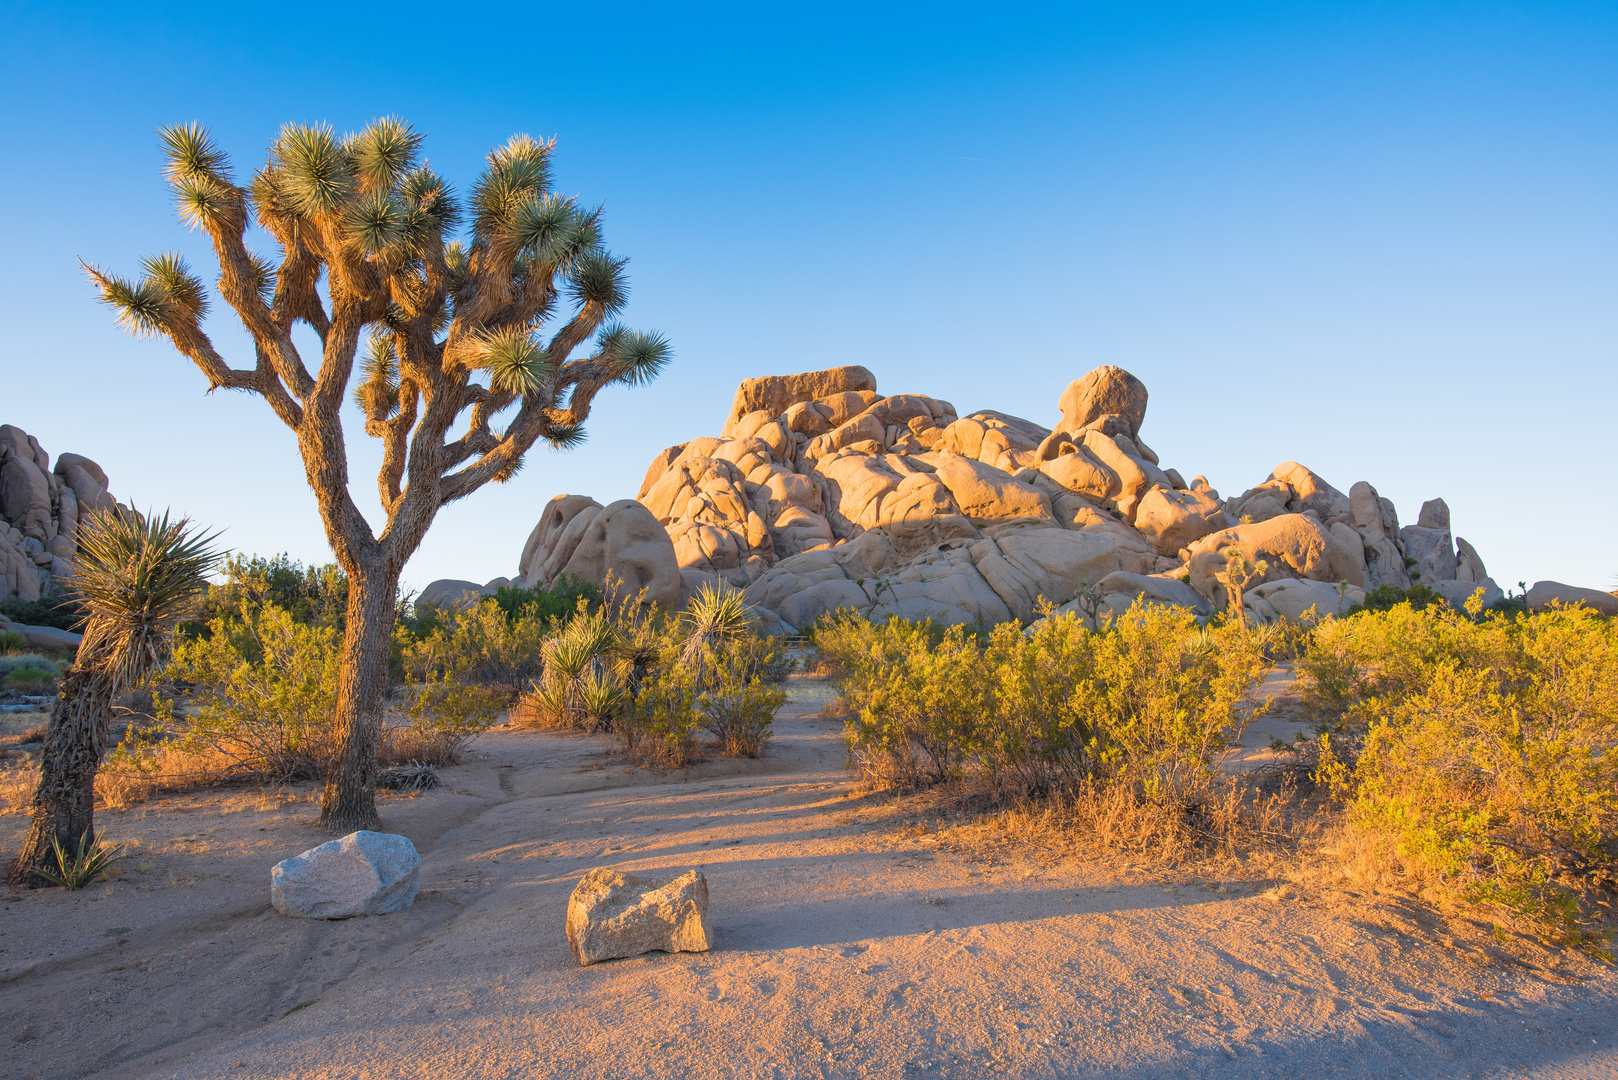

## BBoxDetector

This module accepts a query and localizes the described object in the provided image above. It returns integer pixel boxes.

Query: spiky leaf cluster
[73,509,222,692]
[88,117,670,565]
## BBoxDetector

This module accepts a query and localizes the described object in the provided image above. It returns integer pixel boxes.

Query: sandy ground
[2,674,1615,1080]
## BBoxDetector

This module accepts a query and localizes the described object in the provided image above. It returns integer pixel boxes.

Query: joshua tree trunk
[8,666,117,885]
[318,563,399,832]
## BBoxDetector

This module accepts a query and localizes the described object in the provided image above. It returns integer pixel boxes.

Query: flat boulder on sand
[567,868,714,966]
[271,831,421,919]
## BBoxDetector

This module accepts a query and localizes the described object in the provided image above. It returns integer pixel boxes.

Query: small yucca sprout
[680,584,754,668]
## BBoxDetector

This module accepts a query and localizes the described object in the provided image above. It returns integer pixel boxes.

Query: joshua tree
[1219,547,1269,634]
[8,511,219,885]
[87,119,670,830]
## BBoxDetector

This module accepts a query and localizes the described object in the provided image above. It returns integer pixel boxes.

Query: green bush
[488,575,602,623]
[3,667,56,693]
[1310,601,1618,952]
[517,591,790,763]
[189,553,349,636]
[0,628,25,653]
[0,588,83,631]
[819,602,1268,795]
[400,597,552,697]
[0,653,58,678]
[162,604,342,778]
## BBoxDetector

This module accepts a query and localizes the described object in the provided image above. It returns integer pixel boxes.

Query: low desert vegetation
[815,591,1617,956]
[1298,596,1617,953]
[516,584,791,767]
[814,604,1285,861]
[2,557,792,819]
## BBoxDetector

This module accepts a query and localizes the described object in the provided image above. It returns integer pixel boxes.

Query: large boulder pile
[427,364,1517,628]
[0,425,119,604]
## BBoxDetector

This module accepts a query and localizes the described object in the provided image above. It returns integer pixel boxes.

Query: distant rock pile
[456,364,1510,631]
[0,425,119,604]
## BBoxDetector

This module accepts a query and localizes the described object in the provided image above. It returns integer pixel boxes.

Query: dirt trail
[2,676,1615,1080]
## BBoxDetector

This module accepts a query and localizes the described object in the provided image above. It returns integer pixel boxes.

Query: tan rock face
[502,364,1494,632]
[1526,581,1618,616]
[0,428,118,603]
[567,868,714,966]
[722,366,877,436]
[1133,486,1230,556]
[1057,366,1148,439]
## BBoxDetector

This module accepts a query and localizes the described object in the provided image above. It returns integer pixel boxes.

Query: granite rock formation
[0,425,120,604]
[424,365,1514,628]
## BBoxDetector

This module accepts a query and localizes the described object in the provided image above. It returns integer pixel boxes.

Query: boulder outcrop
[0,426,121,604]
[460,365,1523,629]
[566,868,714,966]
[1526,581,1618,616]
[271,831,421,919]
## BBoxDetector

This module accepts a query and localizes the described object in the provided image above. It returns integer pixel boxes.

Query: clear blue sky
[2,1,1613,595]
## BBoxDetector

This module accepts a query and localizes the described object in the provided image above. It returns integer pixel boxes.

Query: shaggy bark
[7,666,117,885]
[318,564,399,831]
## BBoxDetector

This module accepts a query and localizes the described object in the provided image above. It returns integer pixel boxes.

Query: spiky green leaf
[158,122,230,184]
[139,253,208,320]
[346,190,406,255]
[73,509,222,691]
[467,326,551,396]
[272,123,353,218]
[347,116,422,193]
[597,324,671,387]
[567,249,628,314]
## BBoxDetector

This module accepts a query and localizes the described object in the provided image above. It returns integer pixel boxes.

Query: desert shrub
[519,607,628,731]
[0,653,58,678]
[0,588,84,632]
[161,604,342,779]
[1297,596,1517,734]
[400,597,551,697]
[107,601,501,795]
[391,674,505,765]
[4,667,55,693]
[518,590,789,763]
[823,603,1269,797]
[1349,582,1444,615]
[618,661,703,766]
[188,553,349,636]
[488,575,602,623]
[0,628,25,653]
[1314,602,1618,952]
[696,645,788,758]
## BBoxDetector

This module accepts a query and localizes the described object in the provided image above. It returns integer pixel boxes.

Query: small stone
[271,831,421,919]
[566,867,713,965]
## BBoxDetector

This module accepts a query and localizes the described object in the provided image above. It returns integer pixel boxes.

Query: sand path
[2,676,1615,1079]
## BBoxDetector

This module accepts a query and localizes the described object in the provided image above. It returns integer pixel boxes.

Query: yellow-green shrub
[819,603,1268,795]
[1312,601,1617,951]
[400,597,552,696]
[119,603,499,783]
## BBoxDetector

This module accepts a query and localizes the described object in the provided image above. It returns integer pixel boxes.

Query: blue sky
[2,1,1614,595]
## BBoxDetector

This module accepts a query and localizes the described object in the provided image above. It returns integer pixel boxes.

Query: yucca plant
[35,832,123,890]
[86,119,670,831]
[8,510,219,886]
[527,613,624,731]
[679,584,755,670]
